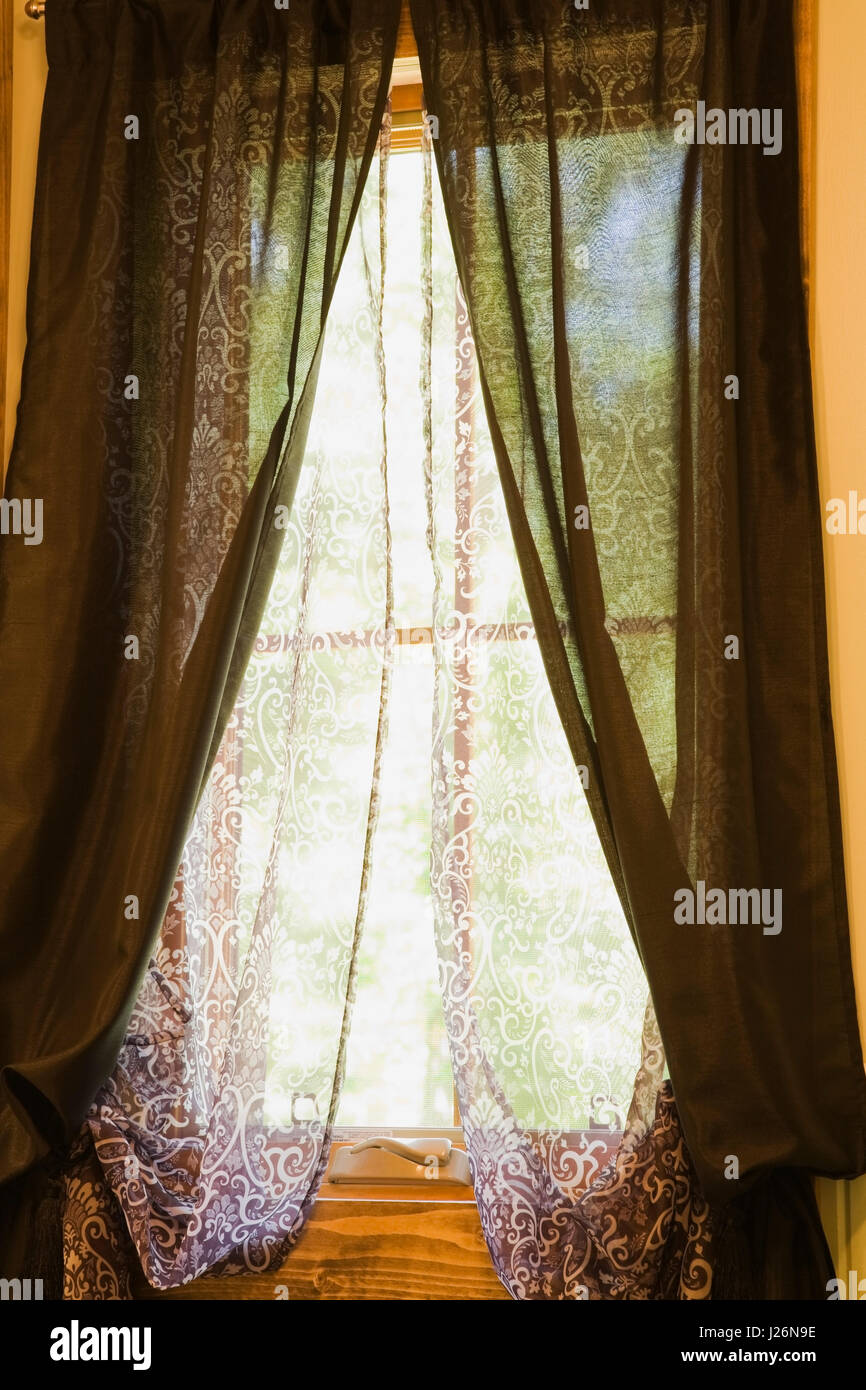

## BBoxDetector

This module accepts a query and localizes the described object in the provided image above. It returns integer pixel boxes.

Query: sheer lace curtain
[64,118,396,1298]
[419,128,709,1303]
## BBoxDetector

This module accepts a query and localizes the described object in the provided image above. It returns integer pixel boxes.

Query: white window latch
[328,1135,472,1186]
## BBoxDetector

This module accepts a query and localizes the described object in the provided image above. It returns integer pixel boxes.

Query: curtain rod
[25,2,46,18]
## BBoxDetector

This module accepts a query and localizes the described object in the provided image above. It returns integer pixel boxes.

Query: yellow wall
[3,0,865,1285]
[3,3,45,469]
[812,0,866,1277]
[813,1,866,1045]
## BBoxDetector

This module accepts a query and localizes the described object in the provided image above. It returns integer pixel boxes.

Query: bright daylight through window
[249,139,647,1137]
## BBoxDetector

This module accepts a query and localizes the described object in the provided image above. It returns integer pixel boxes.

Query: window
[239,105,645,1154]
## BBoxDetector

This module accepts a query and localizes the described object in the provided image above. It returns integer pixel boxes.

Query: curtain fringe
[0,1150,64,1299]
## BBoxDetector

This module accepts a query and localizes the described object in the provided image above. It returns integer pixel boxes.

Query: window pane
[336,150,451,1128]
[338,643,453,1128]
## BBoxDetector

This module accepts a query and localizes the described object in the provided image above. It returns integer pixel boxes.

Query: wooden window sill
[131,1132,620,1299]
[133,1195,508,1300]
[316,1184,476,1202]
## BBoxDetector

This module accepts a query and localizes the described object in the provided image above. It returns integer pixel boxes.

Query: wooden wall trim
[397,0,416,60]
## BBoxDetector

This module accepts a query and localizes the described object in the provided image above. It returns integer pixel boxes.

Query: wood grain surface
[133,1200,510,1301]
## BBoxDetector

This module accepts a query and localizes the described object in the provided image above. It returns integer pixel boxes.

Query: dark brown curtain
[0,0,399,1278]
[411,0,865,1296]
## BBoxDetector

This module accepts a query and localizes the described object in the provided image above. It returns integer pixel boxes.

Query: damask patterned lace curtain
[412,0,866,1299]
[0,0,400,1283]
[65,124,395,1294]
[420,122,708,1304]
